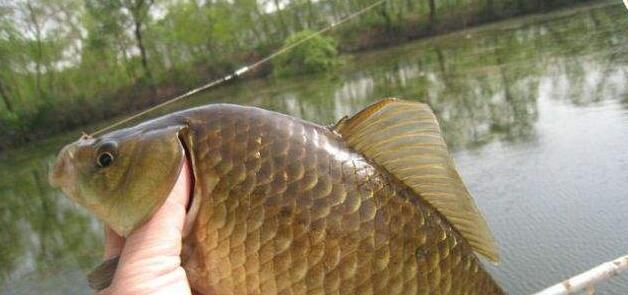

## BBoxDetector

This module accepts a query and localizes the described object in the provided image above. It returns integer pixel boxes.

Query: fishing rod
[90,0,389,136]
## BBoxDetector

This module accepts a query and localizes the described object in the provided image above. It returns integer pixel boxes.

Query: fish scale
[50,100,503,294]
[176,105,501,294]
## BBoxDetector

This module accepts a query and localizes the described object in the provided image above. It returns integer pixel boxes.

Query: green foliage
[273,30,340,77]
[0,0,591,150]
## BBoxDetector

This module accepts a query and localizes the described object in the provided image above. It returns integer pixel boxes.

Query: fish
[49,98,503,294]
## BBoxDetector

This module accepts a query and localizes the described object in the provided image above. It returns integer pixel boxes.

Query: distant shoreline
[0,0,609,152]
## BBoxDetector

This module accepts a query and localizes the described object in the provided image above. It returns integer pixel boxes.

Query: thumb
[121,159,191,259]
[102,159,192,295]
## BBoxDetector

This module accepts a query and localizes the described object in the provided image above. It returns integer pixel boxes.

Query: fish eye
[97,152,114,168]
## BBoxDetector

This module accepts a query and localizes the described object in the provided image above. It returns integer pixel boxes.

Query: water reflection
[0,157,102,293]
[1,3,626,294]
[190,2,625,150]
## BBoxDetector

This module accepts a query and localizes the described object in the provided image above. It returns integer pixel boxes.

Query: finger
[97,159,192,295]
[103,225,125,259]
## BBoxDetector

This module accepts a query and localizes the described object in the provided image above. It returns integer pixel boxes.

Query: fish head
[49,124,188,237]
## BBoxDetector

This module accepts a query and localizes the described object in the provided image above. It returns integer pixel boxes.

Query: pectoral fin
[87,256,119,290]
[334,98,499,262]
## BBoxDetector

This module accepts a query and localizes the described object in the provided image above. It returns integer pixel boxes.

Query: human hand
[97,160,192,295]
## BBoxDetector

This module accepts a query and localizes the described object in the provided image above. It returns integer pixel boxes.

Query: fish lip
[48,159,62,188]
[49,145,74,189]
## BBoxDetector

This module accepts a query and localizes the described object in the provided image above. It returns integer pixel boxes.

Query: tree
[272,30,339,77]
[122,0,154,84]
[23,0,46,98]
[84,0,138,81]
[427,0,436,27]
[0,9,16,113]
[271,0,290,37]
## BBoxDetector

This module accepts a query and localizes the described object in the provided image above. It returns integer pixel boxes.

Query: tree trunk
[26,1,45,99]
[0,78,14,113]
[134,19,152,83]
[485,0,495,19]
[127,0,154,86]
[329,0,340,23]
[536,0,545,12]
[305,0,315,28]
[117,41,137,80]
[255,6,272,42]
[272,0,290,37]
[427,0,436,28]
[292,9,303,32]
[406,0,414,12]
[379,4,392,30]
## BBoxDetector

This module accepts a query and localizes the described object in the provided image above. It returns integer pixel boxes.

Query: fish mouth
[49,156,66,188]
[179,134,200,237]
[49,144,76,190]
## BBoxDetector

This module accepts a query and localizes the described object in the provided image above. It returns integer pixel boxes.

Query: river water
[1,2,627,294]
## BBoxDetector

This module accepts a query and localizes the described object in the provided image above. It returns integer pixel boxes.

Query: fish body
[50,99,503,294]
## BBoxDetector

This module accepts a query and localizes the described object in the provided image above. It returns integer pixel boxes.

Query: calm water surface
[1,3,627,294]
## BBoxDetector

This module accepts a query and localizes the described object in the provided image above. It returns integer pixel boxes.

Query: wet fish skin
[178,105,502,294]
[51,102,503,294]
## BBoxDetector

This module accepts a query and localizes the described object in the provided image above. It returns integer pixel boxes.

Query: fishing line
[90,0,389,136]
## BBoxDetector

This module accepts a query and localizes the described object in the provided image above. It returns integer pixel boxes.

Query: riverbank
[0,0,602,152]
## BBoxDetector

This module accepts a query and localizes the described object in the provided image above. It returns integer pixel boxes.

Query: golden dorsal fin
[334,98,499,262]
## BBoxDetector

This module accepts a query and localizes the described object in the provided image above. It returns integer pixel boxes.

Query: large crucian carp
[50,98,503,294]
